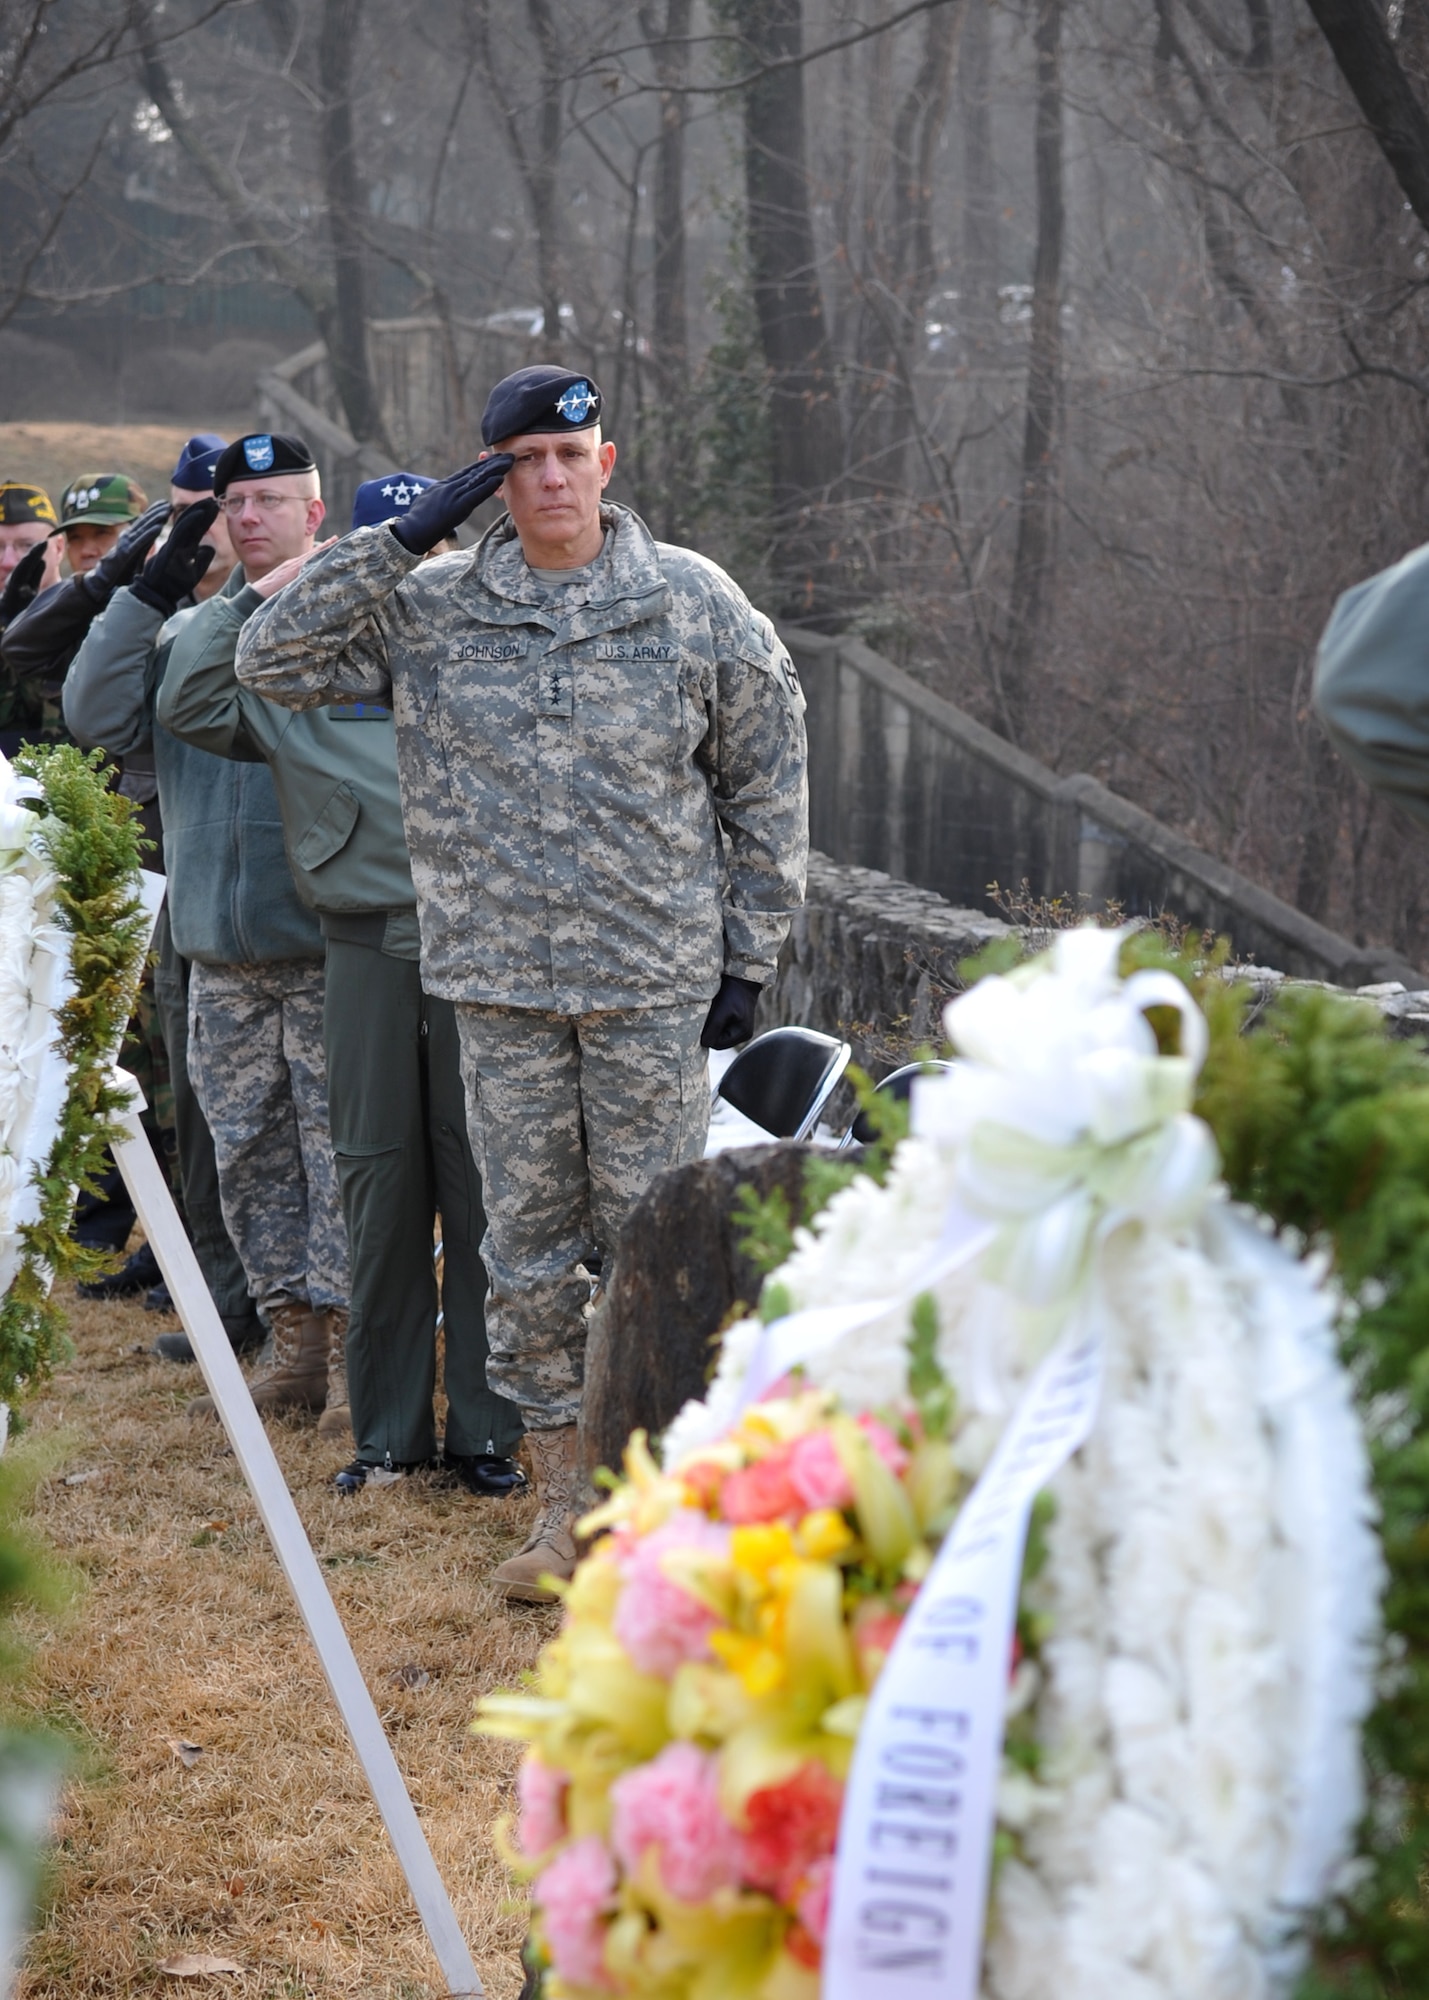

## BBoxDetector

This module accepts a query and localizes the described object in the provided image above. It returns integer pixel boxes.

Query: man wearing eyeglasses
[65,432,350,1433]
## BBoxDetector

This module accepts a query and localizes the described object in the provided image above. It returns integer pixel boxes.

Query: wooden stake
[110,1087,483,1998]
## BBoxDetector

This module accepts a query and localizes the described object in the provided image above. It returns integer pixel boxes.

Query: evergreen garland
[0,746,147,1412]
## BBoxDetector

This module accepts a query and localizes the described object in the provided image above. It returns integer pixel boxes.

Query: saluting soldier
[235,366,809,1600]
[158,471,524,1500]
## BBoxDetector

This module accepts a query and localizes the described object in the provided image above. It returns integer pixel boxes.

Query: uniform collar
[469,502,669,632]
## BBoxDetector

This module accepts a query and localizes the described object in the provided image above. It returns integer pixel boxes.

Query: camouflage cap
[0,482,57,528]
[59,472,148,529]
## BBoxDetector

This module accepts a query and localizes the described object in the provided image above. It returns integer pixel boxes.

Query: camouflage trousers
[454,1003,710,1431]
[187,958,350,1319]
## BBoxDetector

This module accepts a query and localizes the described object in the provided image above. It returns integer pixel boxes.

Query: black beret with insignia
[213,432,317,495]
[480,366,603,446]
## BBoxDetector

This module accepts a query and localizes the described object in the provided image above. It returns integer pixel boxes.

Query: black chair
[713,1027,852,1143]
[841,1058,955,1149]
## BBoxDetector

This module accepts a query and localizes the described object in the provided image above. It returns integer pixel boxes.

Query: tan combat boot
[186,1299,328,1421]
[490,1424,585,1603]
[316,1308,351,1437]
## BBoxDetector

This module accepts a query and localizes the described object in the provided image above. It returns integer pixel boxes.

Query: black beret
[480,366,603,446]
[213,432,317,494]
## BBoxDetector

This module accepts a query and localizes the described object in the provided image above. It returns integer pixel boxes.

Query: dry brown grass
[9,1285,549,2000]
[0,425,230,516]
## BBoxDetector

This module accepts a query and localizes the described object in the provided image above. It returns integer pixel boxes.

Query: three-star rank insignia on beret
[554,380,598,425]
[243,435,276,471]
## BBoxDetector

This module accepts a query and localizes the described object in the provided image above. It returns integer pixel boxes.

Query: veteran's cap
[213,433,317,495]
[480,366,603,445]
[171,433,228,492]
[350,472,435,532]
[0,483,57,529]
[59,473,147,529]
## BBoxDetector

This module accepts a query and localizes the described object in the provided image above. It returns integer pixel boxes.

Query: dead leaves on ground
[156,1953,242,1978]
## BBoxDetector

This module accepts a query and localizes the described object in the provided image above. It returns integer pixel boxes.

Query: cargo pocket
[332,1138,407,1251]
[294,782,360,873]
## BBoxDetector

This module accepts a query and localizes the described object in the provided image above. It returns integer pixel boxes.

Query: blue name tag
[330,703,391,720]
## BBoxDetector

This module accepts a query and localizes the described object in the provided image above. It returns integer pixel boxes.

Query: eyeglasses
[218,491,307,518]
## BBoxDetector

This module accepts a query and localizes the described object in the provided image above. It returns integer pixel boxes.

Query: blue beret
[480,366,603,446]
[170,433,227,492]
[350,472,435,533]
[213,432,316,494]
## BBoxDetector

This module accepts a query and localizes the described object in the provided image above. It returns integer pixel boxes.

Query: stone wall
[755,852,1008,1073]
[791,631,1426,990]
[757,853,1429,1088]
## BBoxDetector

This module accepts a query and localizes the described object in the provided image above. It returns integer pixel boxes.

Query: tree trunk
[526,0,565,358]
[959,0,1000,355]
[1003,0,1063,742]
[727,0,845,619]
[316,0,386,447]
[464,0,566,359]
[1303,0,1429,235]
[641,0,693,537]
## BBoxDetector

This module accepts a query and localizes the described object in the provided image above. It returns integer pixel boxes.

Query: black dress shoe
[143,1279,174,1313]
[77,1242,161,1300]
[334,1455,432,1495]
[441,1451,526,1496]
[151,1314,266,1363]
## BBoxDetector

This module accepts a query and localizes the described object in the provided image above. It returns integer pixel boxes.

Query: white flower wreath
[664,929,1383,2000]
[0,756,72,1311]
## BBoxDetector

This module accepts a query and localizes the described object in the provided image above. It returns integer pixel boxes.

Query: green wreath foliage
[0,746,147,1414]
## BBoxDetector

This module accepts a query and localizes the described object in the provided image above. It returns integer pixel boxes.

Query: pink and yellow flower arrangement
[474,1380,963,2000]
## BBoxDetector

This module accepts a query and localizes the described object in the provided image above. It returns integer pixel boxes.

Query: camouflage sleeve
[234,525,417,710]
[707,596,810,985]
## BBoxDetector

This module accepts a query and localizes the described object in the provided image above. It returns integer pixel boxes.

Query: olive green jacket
[1315,543,1429,828]
[156,578,419,935]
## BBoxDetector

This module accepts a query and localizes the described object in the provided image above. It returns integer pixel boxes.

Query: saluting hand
[389,454,514,555]
[252,537,339,601]
[0,538,53,628]
[130,498,219,617]
[82,497,174,605]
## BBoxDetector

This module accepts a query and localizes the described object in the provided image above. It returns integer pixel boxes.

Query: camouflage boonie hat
[59,472,147,530]
[0,482,57,528]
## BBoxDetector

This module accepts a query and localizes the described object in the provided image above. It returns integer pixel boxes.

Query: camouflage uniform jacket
[235,503,809,1012]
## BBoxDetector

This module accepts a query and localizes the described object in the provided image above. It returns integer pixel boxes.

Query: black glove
[80,497,173,607]
[0,539,52,628]
[700,974,763,1050]
[130,499,219,617]
[390,454,514,555]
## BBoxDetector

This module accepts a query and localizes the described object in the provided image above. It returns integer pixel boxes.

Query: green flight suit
[157,590,520,1466]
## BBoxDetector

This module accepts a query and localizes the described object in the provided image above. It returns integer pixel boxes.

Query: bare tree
[721,0,845,617]
[1003,0,1064,736]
